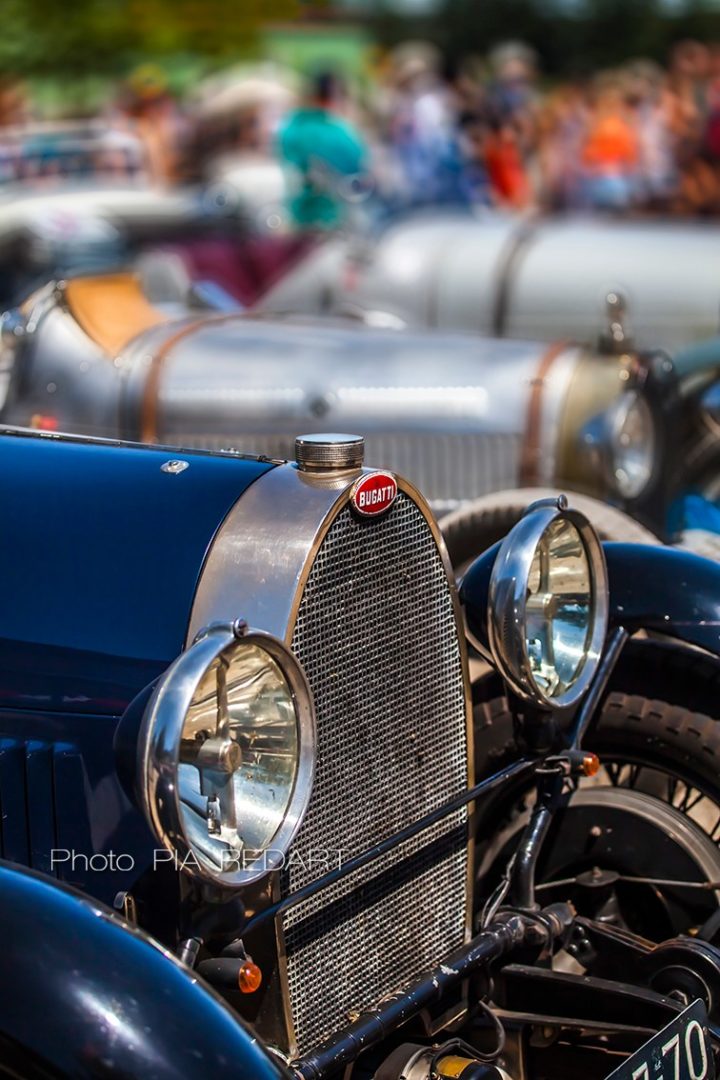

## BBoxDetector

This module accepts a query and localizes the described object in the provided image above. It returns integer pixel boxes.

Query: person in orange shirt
[580,75,639,210]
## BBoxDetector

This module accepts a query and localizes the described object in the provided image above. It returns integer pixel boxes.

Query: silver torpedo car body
[256,212,720,351]
[0,272,669,540]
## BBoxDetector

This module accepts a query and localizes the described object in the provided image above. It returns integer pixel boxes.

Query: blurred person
[382,42,468,208]
[701,45,720,211]
[483,42,539,209]
[184,66,299,184]
[536,81,589,210]
[277,70,369,230]
[705,71,720,163]
[668,39,709,126]
[624,59,677,209]
[667,41,718,213]
[120,65,186,185]
[453,54,488,118]
[483,112,532,209]
[452,57,493,206]
[485,40,539,153]
[457,111,492,206]
[579,72,639,210]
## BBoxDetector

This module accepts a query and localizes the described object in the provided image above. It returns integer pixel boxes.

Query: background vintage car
[0,270,672,560]
[0,122,313,313]
[255,211,720,351]
[254,212,720,556]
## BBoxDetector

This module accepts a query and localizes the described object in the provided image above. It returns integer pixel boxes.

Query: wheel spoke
[678,789,705,814]
[622,763,642,790]
[605,762,623,787]
[596,759,720,848]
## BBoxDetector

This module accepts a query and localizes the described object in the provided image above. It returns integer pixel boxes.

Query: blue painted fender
[0,861,287,1079]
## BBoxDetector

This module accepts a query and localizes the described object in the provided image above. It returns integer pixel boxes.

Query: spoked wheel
[475,691,720,940]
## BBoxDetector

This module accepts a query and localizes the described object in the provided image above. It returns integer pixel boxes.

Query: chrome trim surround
[535,343,581,486]
[186,463,362,645]
[488,497,609,710]
[138,620,316,889]
[607,389,656,499]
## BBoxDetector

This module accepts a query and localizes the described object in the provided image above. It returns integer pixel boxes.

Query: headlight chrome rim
[577,389,656,502]
[488,499,609,710]
[608,389,655,500]
[138,620,316,889]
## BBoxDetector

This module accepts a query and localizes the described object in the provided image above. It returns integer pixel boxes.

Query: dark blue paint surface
[0,708,158,906]
[0,862,287,1078]
[0,429,273,714]
[603,540,720,655]
[0,433,290,1071]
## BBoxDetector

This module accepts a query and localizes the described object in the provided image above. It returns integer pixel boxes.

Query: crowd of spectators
[3,36,720,229]
[272,37,720,226]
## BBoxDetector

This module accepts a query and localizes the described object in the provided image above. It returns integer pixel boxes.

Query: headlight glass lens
[610,391,654,499]
[525,517,593,700]
[178,642,300,879]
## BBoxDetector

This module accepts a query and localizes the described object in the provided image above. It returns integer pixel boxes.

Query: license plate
[605,1000,714,1080]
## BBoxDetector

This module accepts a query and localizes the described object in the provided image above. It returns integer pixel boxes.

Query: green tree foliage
[2,0,719,80]
[0,0,306,76]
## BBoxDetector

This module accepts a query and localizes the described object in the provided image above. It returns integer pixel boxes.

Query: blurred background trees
[3,0,720,108]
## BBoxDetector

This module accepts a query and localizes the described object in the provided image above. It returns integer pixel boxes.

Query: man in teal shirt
[278,71,370,230]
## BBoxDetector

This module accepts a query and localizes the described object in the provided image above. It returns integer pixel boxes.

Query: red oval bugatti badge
[351,472,398,518]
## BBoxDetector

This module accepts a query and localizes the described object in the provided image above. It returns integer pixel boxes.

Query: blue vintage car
[3,426,720,1078]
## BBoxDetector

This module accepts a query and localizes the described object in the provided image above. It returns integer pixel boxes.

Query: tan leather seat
[64,273,168,356]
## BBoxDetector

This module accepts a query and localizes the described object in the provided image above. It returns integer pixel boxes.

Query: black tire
[474,691,720,940]
[475,690,720,802]
[439,488,660,571]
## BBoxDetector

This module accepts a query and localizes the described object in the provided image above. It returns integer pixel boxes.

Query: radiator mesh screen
[283,493,469,1055]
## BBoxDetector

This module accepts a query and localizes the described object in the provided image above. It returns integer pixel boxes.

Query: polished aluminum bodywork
[0,187,196,236]
[1,279,645,513]
[146,321,581,514]
[256,213,720,351]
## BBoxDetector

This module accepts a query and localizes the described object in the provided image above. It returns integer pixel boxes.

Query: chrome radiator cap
[295,433,364,471]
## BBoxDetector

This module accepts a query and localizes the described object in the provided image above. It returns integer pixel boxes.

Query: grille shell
[282,492,470,1055]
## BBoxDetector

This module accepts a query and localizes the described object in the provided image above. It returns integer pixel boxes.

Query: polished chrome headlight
[489,498,609,709]
[579,389,655,501]
[139,621,315,888]
[608,390,655,499]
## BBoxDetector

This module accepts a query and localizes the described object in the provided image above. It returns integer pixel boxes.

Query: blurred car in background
[0,121,148,186]
[255,210,720,350]
[0,120,311,310]
[255,209,720,554]
[0,269,681,564]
